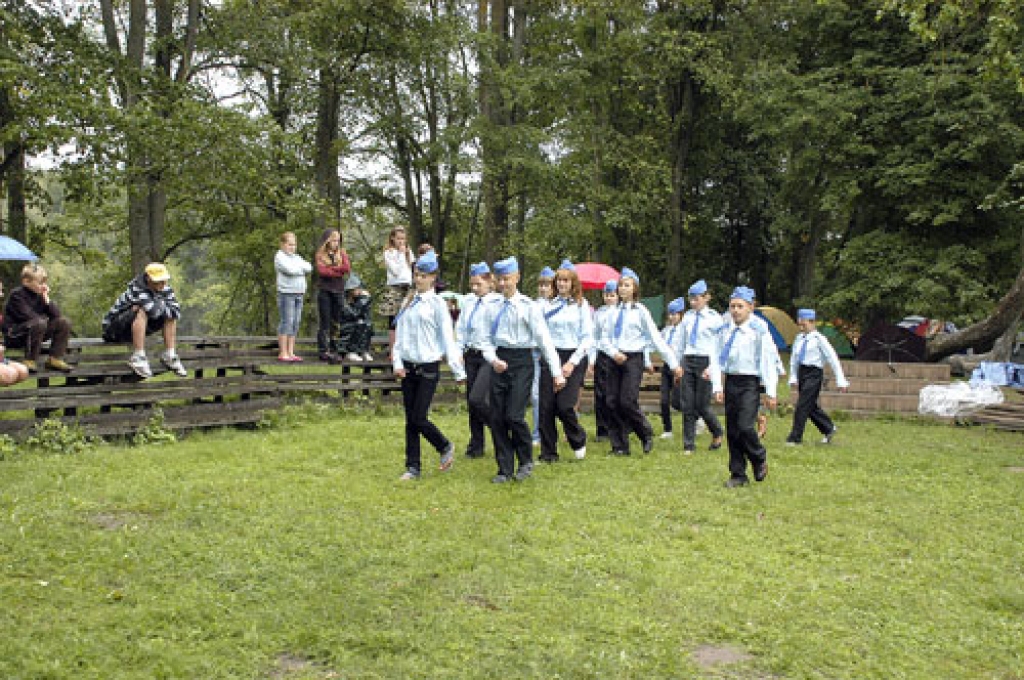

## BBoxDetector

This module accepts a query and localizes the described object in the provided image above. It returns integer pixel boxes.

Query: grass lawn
[1,402,1022,679]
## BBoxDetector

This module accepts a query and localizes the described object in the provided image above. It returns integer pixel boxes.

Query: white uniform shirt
[790,331,849,389]
[681,307,725,357]
[541,297,594,366]
[392,290,465,380]
[709,317,778,398]
[457,292,502,351]
[480,291,561,376]
[598,302,679,371]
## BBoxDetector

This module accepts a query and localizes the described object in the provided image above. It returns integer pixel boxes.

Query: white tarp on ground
[919,382,1005,418]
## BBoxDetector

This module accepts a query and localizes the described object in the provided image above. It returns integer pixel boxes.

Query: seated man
[2,264,73,373]
[102,262,187,379]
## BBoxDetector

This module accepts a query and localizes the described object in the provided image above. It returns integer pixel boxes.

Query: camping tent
[641,294,664,323]
[818,323,856,358]
[753,309,789,351]
[756,306,799,348]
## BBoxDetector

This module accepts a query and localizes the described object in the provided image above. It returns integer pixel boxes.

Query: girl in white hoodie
[274,231,312,361]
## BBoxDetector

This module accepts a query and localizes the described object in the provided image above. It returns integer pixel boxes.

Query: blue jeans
[277,293,304,336]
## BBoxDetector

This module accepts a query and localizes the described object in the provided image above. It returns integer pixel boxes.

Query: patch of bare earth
[269,653,339,679]
[1005,467,1024,473]
[692,644,752,668]
[89,512,143,531]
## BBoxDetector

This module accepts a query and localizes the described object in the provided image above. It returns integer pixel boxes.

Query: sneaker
[822,427,837,445]
[514,462,534,481]
[45,358,73,373]
[399,469,420,481]
[362,352,374,362]
[785,440,801,447]
[161,351,188,377]
[439,442,455,471]
[345,352,363,362]
[574,446,586,460]
[128,353,152,379]
[683,448,695,456]
[22,359,37,373]
[642,438,654,454]
[491,474,512,484]
[319,352,335,363]
[660,431,674,439]
[725,477,749,488]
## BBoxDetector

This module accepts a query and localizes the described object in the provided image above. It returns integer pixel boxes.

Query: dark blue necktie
[544,298,566,320]
[467,296,484,330]
[613,305,626,340]
[394,295,421,327]
[719,326,739,368]
[667,326,676,347]
[689,313,700,345]
[491,300,511,337]
[798,334,810,365]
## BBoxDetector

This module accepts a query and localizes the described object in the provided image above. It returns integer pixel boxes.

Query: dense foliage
[1,0,1021,334]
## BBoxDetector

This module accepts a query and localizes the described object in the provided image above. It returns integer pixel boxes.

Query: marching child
[481,256,565,483]
[589,279,620,443]
[392,250,465,481]
[710,286,778,487]
[658,297,686,440]
[337,273,374,362]
[274,231,313,362]
[787,308,849,445]
[531,266,556,447]
[679,279,725,453]
[597,268,682,456]
[537,259,594,462]
[457,262,502,458]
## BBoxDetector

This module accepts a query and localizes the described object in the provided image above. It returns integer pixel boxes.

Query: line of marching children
[392,252,850,488]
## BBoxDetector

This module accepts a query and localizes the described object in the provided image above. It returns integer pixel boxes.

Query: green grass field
[1,402,1022,679]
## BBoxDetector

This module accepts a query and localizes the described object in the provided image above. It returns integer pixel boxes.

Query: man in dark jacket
[2,264,73,373]
[102,263,186,379]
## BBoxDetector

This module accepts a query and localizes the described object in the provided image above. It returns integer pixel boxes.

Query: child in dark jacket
[338,274,374,362]
[2,264,73,373]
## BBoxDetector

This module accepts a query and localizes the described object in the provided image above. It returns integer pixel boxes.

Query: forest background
[1,0,1022,343]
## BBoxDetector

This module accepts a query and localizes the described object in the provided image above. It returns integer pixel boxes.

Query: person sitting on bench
[2,263,73,373]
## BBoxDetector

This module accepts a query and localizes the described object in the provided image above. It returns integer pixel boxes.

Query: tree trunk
[926,265,1024,361]
[314,69,343,231]
[666,71,695,300]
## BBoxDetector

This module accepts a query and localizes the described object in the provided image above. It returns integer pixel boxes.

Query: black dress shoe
[642,438,654,454]
[725,477,749,488]
[514,463,534,481]
[610,448,630,456]
[492,474,512,484]
[709,438,723,450]
[465,448,484,459]
[754,461,768,482]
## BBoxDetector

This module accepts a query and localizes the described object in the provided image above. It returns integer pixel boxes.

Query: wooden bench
[0,336,402,439]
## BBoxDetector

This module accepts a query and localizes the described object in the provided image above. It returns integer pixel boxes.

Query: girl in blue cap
[589,279,620,443]
[458,262,502,458]
[787,308,849,445]
[392,250,466,480]
[658,297,686,440]
[598,268,682,455]
[679,279,726,453]
[710,286,778,487]
[531,266,556,447]
[537,260,594,462]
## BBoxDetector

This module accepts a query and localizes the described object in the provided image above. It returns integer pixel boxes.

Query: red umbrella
[575,262,620,290]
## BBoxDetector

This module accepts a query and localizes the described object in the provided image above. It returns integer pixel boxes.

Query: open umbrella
[575,262,619,290]
[855,322,926,364]
[0,235,38,261]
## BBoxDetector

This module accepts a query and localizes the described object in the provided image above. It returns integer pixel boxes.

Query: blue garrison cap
[558,259,575,271]
[797,308,816,321]
[667,297,685,314]
[603,279,618,293]
[620,267,639,283]
[730,286,755,304]
[415,250,438,274]
[539,266,555,279]
[493,257,519,275]
[469,261,490,277]
[688,279,707,296]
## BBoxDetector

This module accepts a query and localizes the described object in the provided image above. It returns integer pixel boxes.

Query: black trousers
[724,374,766,480]
[593,353,613,437]
[489,347,535,477]
[788,365,834,442]
[401,361,449,473]
[464,349,490,455]
[603,352,651,453]
[681,354,724,449]
[538,349,588,461]
[658,365,681,433]
[317,289,345,354]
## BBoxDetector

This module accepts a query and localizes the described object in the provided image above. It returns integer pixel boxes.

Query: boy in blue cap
[679,279,725,453]
[458,261,503,458]
[787,308,849,445]
[658,296,686,440]
[710,286,777,487]
[481,256,565,482]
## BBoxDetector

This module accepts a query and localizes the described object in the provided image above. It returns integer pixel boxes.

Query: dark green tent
[818,323,855,358]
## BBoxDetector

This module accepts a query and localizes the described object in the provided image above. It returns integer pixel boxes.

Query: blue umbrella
[0,235,38,261]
